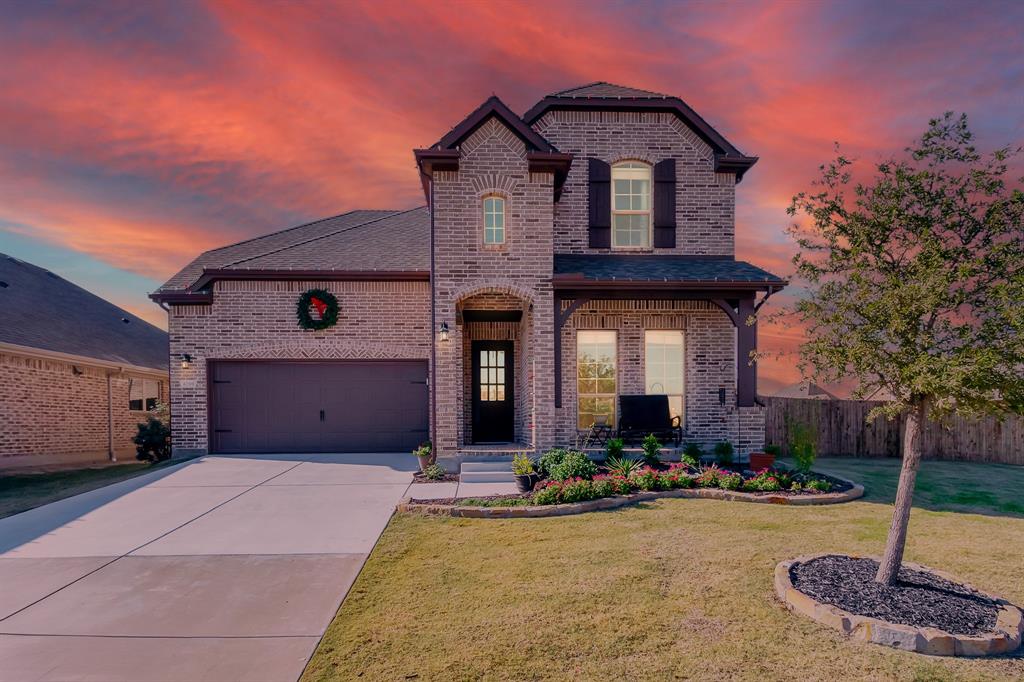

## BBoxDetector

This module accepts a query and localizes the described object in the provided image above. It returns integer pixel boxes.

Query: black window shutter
[653,158,676,248]
[588,158,611,248]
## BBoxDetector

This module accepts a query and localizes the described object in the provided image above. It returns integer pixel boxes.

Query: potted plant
[750,444,779,471]
[512,452,538,492]
[413,441,432,472]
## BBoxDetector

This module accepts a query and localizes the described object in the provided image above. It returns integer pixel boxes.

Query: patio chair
[616,394,683,446]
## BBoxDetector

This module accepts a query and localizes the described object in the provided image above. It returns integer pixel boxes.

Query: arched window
[611,161,651,248]
[482,196,505,244]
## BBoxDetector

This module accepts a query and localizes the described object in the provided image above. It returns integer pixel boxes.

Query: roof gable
[0,254,168,370]
[434,96,557,153]
[525,82,757,181]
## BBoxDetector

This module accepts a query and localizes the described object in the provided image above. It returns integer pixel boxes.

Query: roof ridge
[216,206,426,273]
[200,208,396,257]
[551,81,671,99]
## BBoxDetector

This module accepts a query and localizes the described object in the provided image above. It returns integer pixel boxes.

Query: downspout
[106,371,116,462]
[429,180,437,453]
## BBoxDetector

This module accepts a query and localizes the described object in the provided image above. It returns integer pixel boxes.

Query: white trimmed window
[612,161,651,248]
[129,378,161,411]
[483,196,505,244]
[645,330,684,422]
[577,330,617,428]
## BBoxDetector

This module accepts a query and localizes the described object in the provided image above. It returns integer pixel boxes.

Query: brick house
[0,254,169,469]
[153,83,785,460]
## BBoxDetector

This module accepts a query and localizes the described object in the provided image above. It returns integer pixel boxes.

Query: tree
[786,113,1024,584]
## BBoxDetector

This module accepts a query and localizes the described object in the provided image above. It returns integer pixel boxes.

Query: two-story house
[152,83,785,461]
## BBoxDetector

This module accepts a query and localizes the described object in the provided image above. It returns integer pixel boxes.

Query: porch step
[460,460,516,483]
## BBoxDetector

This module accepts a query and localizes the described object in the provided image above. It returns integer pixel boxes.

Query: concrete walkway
[0,453,415,682]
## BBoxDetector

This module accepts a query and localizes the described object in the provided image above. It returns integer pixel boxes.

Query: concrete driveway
[0,453,415,682]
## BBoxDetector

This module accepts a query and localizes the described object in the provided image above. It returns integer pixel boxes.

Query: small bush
[717,472,743,490]
[787,418,817,474]
[713,441,734,466]
[630,467,659,491]
[134,413,171,462]
[806,477,833,493]
[695,466,721,488]
[422,463,446,480]
[532,481,562,505]
[641,433,661,466]
[605,454,643,478]
[537,448,569,478]
[682,441,703,467]
[743,470,781,492]
[607,475,633,495]
[605,437,625,460]
[561,478,596,503]
[764,444,782,457]
[548,451,598,481]
[592,476,615,498]
[512,452,535,475]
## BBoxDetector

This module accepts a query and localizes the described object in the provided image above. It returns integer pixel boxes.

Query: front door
[471,340,514,442]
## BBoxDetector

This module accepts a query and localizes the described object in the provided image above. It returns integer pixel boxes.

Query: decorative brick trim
[471,176,519,197]
[398,477,864,518]
[775,554,1023,657]
[212,341,428,360]
[452,281,536,305]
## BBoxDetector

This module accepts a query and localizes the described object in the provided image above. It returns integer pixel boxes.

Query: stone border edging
[774,553,1023,656]
[397,474,864,518]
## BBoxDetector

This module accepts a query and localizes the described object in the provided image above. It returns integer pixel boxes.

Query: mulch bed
[411,472,460,483]
[408,493,532,505]
[790,555,999,635]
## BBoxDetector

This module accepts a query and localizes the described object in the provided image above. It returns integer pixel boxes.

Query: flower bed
[401,467,863,518]
[776,554,1023,656]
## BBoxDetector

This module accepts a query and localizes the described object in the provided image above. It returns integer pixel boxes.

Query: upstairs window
[611,161,651,248]
[483,196,505,244]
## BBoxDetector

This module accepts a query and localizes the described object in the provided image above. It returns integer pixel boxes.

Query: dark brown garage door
[209,360,429,453]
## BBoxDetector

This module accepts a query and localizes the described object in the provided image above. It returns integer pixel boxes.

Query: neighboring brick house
[0,254,169,469]
[153,83,785,460]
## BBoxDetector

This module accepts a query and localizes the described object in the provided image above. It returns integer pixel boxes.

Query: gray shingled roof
[549,82,673,99]
[158,207,429,292]
[553,254,785,285]
[0,254,168,370]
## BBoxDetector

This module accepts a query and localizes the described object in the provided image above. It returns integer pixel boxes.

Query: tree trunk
[875,399,926,585]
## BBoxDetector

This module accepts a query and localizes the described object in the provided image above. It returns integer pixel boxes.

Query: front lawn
[0,461,167,519]
[303,458,1024,681]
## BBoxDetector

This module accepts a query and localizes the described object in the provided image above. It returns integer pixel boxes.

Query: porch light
[181,353,193,369]
[439,322,450,342]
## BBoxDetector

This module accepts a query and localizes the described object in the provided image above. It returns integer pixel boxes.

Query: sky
[1,0,1021,394]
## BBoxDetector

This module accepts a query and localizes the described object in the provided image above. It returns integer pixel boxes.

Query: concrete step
[460,470,517,483]
[460,460,514,472]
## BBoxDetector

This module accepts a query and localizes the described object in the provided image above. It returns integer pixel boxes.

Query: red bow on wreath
[309,296,328,319]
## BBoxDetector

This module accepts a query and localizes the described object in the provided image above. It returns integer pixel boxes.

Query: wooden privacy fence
[764,397,1024,465]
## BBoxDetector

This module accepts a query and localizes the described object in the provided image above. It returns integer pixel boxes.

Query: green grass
[0,461,170,519]
[303,458,1024,681]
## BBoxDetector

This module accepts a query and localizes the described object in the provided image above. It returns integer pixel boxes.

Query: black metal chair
[616,395,683,446]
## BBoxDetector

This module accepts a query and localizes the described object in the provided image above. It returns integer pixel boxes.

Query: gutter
[0,341,168,377]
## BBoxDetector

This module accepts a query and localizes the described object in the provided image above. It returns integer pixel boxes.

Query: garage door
[209,360,429,453]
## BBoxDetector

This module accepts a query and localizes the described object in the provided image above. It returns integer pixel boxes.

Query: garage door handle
[320,409,325,422]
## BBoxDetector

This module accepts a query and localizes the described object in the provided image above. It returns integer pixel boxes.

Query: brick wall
[0,351,168,469]
[533,110,736,256]
[431,117,556,455]
[167,279,430,455]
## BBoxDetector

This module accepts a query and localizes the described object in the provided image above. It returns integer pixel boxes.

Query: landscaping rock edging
[397,475,864,518]
[774,553,1023,657]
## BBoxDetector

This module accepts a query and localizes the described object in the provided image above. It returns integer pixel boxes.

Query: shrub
[561,478,596,503]
[134,413,171,462]
[548,451,598,481]
[641,433,661,466]
[717,472,743,490]
[592,476,615,498]
[605,437,625,460]
[713,441,734,466]
[682,441,703,467]
[537,448,569,478]
[532,481,562,505]
[512,452,535,476]
[743,470,781,492]
[659,468,695,489]
[630,467,659,491]
[787,418,817,474]
[695,466,721,488]
[764,444,782,458]
[607,474,633,495]
[806,477,833,493]
[422,463,446,480]
[605,453,643,478]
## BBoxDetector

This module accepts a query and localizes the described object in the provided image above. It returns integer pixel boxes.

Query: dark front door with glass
[471,340,514,442]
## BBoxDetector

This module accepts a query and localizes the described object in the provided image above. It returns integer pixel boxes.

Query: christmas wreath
[296,288,339,330]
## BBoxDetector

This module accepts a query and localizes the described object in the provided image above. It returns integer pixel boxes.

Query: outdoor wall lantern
[181,353,193,369]
[439,322,450,342]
